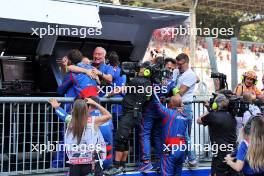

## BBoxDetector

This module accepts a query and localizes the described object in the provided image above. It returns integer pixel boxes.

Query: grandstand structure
[120,0,264,15]
[129,0,264,93]
[117,1,264,88]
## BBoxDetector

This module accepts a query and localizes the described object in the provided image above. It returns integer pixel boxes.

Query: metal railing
[0,97,209,175]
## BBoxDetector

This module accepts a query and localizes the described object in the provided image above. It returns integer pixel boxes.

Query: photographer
[197,94,239,176]
[104,62,152,175]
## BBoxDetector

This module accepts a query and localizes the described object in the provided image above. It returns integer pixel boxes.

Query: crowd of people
[48,47,264,176]
[199,70,264,176]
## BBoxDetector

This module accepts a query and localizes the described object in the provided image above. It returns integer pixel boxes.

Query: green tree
[99,0,264,42]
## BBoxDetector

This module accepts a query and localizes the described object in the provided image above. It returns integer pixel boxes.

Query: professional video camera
[121,57,172,84]
[211,72,228,90]
[209,90,250,117]
[120,62,139,78]
[209,72,248,116]
[209,73,264,116]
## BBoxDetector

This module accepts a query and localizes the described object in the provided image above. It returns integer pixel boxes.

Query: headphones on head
[140,61,152,77]
[143,68,151,77]
[241,71,258,85]
[211,94,229,110]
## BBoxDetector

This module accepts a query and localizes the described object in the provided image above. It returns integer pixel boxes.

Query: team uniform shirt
[152,92,189,176]
[175,68,197,102]
[77,62,92,70]
[236,140,264,175]
[96,63,114,78]
[152,92,189,146]
[57,63,98,98]
[140,79,177,161]
[93,63,114,97]
[111,66,126,114]
[59,63,93,99]
[65,116,106,165]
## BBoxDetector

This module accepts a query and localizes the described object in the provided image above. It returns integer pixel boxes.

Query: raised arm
[85,98,112,127]
[224,141,247,172]
[67,65,97,79]
[197,112,209,124]
[152,91,171,119]
[48,98,71,123]
[225,154,244,172]
[178,74,196,96]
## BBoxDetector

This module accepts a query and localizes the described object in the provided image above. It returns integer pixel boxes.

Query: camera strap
[241,84,244,96]
[93,138,103,170]
[234,84,243,96]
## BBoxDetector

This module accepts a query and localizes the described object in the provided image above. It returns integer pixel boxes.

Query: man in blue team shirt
[92,47,114,85]
[106,51,126,120]
[152,90,190,176]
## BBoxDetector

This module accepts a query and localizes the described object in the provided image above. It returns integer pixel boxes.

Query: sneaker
[186,160,198,169]
[103,166,124,175]
[137,162,153,172]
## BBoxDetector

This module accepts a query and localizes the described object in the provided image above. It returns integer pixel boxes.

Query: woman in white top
[51,98,111,176]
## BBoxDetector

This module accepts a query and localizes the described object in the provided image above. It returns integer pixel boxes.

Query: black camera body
[211,72,227,79]
[209,72,264,117]
[120,60,171,84]
[120,62,139,78]
[209,91,251,117]
[146,64,172,84]
[211,72,228,90]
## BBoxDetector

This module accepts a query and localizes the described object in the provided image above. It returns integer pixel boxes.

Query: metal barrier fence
[0,97,209,175]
